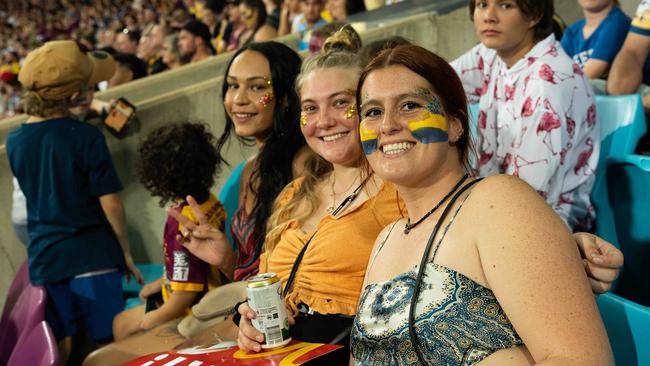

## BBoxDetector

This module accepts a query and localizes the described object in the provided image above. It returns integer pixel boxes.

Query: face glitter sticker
[359,121,379,155]
[259,91,274,107]
[426,97,444,115]
[407,110,449,144]
[300,112,308,127]
[345,104,356,119]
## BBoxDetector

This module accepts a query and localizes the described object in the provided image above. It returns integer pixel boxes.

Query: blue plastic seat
[592,95,647,247]
[597,292,650,365]
[606,154,650,305]
[218,160,245,251]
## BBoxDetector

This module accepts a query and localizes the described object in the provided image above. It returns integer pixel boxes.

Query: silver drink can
[246,272,291,348]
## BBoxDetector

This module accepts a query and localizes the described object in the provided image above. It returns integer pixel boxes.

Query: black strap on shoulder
[408,178,483,365]
[282,230,318,298]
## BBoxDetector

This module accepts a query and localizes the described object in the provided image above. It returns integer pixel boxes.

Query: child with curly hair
[112,122,227,340]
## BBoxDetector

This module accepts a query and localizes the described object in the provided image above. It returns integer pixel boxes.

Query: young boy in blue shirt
[6,40,143,364]
[561,0,630,80]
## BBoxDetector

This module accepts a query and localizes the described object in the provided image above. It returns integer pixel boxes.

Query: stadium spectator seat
[592,95,647,247]
[0,284,46,364]
[0,261,29,362]
[468,103,479,144]
[606,154,650,306]
[597,292,650,366]
[122,263,164,310]
[0,261,28,331]
[7,320,58,366]
[218,160,245,251]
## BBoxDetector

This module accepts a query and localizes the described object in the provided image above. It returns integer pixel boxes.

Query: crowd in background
[7,0,650,364]
[0,0,371,118]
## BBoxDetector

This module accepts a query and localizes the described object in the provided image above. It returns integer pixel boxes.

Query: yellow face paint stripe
[359,123,379,155]
[407,112,448,132]
[407,112,449,144]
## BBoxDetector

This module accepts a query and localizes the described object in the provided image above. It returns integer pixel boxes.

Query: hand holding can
[246,273,292,349]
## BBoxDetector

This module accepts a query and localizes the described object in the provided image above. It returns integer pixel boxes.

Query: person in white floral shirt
[451,0,598,231]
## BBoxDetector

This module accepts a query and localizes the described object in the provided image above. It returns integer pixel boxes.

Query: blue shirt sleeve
[84,128,123,197]
[590,8,631,62]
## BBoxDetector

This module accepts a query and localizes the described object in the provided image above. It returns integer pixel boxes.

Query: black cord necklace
[403,173,469,235]
[330,173,373,217]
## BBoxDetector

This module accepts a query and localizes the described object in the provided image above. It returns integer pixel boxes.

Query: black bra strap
[408,178,483,365]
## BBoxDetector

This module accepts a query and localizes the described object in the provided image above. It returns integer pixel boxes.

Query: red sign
[122,340,343,366]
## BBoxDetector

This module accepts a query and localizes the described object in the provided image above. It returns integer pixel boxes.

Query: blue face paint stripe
[410,127,449,144]
[361,139,378,155]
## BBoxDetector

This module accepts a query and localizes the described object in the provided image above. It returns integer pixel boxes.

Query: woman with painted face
[83,41,308,366]
[350,44,613,366]
[451,0,598,232]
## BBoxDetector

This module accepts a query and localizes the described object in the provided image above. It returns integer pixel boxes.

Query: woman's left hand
[573,232,624,294]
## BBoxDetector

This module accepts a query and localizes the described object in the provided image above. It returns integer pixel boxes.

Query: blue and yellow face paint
[407,100,448,144]
[360,121,378,155]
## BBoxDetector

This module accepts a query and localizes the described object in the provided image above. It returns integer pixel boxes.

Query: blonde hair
[264,153,332,253]
[264,24,364,254]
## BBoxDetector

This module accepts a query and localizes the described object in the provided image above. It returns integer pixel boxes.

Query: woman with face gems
[451,0,599,232]
[350,44,613,366]
[232,25,403,365]
[83,41,308,366]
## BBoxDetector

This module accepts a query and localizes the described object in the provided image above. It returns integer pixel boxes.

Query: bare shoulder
[466,174,568,235]
[470,174,540,206]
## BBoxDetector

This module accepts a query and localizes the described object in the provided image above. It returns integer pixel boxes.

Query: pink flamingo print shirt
[451,35,599,230]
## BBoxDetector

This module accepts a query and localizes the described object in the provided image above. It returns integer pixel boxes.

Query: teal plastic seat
[218,160,245,252]
[592,95,647,247]
[597,292,650,365]
[122,263,164,296]
[467,103,480,168]
[606,154,650,305]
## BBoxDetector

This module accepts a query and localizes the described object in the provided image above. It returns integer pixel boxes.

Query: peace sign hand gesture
[166,195,235,276]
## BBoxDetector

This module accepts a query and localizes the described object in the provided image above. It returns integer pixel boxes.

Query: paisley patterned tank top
[351,187,523,365]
